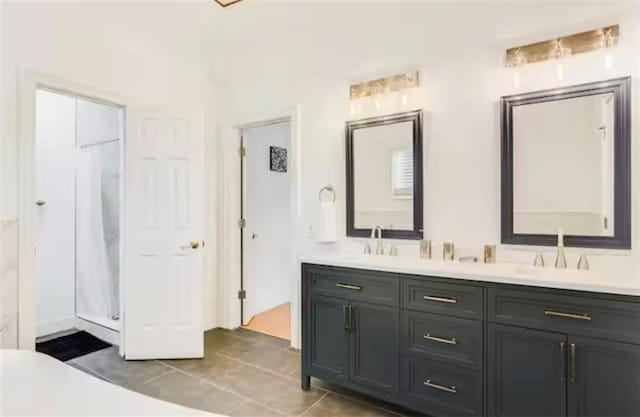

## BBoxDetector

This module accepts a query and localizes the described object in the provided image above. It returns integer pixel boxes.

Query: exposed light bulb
[605,53,613,70]
[401,94,408,107]
[555,63,564,80]
[349,102,356,117]
[374,98,381,110]
[513,71,521,88]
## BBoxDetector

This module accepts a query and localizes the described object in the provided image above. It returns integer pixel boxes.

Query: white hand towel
[316,201,337,243]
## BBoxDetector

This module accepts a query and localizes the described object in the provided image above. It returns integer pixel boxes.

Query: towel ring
[319,185,336,202]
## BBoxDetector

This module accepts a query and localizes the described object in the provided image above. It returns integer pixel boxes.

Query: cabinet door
[308,295,349,382]
[488,324,567,417]
[568,336,640,417]
[349,301,400,395]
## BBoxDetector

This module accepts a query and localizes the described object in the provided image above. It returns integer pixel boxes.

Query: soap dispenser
[554,228,567,269]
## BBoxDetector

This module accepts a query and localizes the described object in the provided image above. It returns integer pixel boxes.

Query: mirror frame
[501,77,631,249]
[346,109,424,240]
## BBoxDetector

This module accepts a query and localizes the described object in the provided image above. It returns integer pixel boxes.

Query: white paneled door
[124,108,204,359]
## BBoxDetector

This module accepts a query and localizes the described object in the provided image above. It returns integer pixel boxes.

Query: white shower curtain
[76,143,120,325]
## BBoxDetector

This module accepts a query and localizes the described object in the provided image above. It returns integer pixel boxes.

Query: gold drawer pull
[424,379,457,394]
[336,283,362,291]
[424,333,457,345]
[544,310,591,321]
[424,295,457,304]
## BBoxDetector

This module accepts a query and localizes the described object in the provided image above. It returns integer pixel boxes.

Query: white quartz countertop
[299,252,640,297]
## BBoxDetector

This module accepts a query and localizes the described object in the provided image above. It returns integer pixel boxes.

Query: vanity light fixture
[508,48,527,88]
[601,28,616,69]
[505,25,619,69]
[214,0,243,7]
[549,39,571,79]
[350,71,419,100]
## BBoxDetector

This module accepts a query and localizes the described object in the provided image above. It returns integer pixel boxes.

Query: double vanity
[300,256,640,416]
[300,75,637,416]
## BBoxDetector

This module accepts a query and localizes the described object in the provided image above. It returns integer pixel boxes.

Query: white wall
[0,219,18,348]
[0,1,221,347]
[35,90,77,333]
[217,5,640,293]
[243,122,292,322]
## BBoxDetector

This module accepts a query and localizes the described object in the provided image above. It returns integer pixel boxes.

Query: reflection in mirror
[501,77,631,249]
[346,110,423,240]
[353,121,413,230]
[513,93,614,237]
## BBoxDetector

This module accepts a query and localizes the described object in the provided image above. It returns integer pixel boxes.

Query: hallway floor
[70,328,417,416]
[243,303,290,340]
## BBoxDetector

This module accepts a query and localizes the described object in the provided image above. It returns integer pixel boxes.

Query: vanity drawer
[403,310,482,370]
[488,288,640,344]
[402,356,482,417]
[403,278,483,319]
[309,266,400,306]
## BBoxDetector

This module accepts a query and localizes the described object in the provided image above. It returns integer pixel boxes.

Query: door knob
[35,200,46,206]
[251,233,258,239]
[181,241,200,250]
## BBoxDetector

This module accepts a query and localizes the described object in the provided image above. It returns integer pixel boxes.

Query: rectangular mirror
[502,77,631,249]
[346,110,423,239]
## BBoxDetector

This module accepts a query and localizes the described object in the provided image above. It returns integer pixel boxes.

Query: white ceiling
[79,0,637,88]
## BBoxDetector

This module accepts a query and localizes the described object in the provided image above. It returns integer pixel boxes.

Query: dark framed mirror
[501,77,631,249]
[346,110,423,240]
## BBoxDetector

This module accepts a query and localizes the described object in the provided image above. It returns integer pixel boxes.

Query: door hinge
[238,290,246,300]
[239,146,246,157]
[238,218,246,228]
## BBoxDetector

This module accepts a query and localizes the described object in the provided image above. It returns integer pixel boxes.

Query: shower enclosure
[35,89,123,335]
[76,112,121,329]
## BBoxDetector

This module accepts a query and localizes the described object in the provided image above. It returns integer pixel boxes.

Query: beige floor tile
[219,340,300,377]
[68,333,415,417]
[204,328,245,353]
[161,352,246,383]
[66,360,112,383]
[73,347,172,388]
[136,371,245,415]
[230,328,290,350]
[303,393,399,417]
[228,400,288,417]
[214,359,326,415]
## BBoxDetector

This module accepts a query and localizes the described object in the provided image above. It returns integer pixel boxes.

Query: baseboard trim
[36,318,77,338]
[76,318,120,346]
[36,317,120,346]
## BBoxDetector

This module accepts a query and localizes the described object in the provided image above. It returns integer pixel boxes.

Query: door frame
[219,106,302,348]
[16,70,128,351]
[239,118,293,327]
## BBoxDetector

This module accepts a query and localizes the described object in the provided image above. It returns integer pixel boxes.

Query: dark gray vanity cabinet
[487,324,567,417]
[301,263,640,417]
[307,295,349,382]
[567,336,640,417]
[348,300,400,395]
[302,265,400,398]
[487,327,640,417]
[488,287,640,417]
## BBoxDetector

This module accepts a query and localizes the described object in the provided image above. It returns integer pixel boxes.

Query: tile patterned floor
[70,328,420,417]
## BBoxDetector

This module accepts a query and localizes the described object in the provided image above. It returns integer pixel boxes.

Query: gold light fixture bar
[350,71,419,100]
[506,25,619,67]
[214,0,243,7]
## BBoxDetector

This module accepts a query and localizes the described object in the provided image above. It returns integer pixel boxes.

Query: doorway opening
[239,120,292,341]
[34,88,124,356]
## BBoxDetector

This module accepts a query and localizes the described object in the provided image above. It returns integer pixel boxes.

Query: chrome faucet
[370,226,384,255]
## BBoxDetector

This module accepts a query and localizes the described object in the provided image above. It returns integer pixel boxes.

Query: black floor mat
[36,331,111,362]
